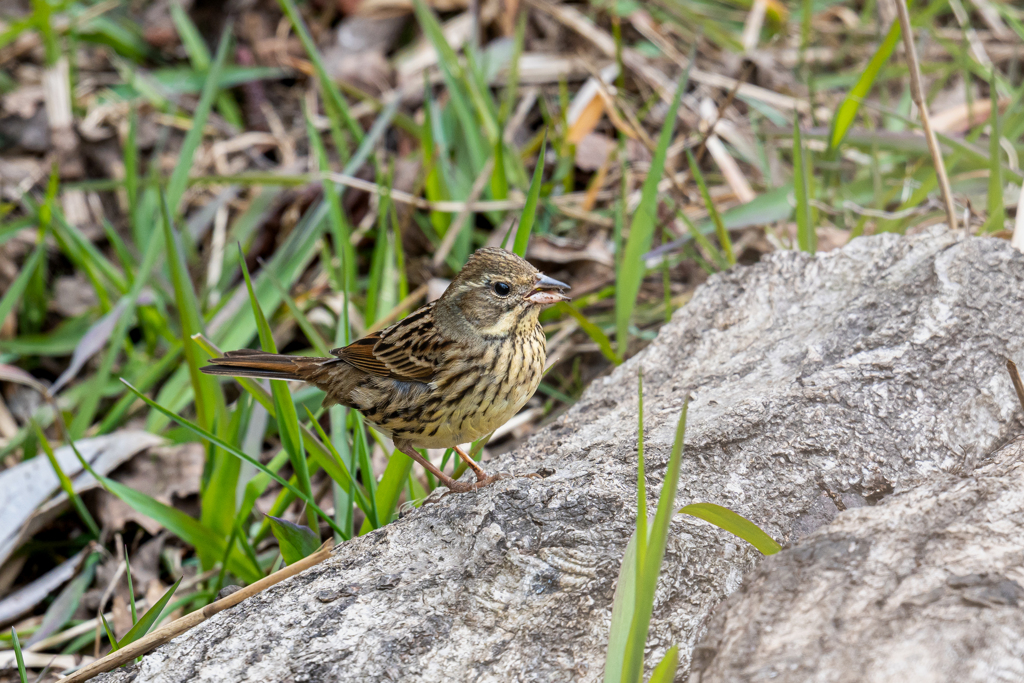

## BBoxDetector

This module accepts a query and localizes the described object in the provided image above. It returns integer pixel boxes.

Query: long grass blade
[828,21,901,152]
[602,533,638,683]
[615,72,688,357]
[34,421,100,537]
[983,69,1004,234]
[512,137,547,258]
[161,193,222,431]
[117,576,181,646]
[793,118,816,253]
[686,150,735,265]
[620,400,688,683]
[0,240,45,328]
[10,628,27,683]
[277,0,362,142]
[678,503,782,555]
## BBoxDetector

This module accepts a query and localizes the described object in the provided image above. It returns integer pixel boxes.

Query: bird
[201,247,570,493]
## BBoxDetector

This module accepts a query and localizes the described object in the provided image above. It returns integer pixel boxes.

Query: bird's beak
[526,273,571,306]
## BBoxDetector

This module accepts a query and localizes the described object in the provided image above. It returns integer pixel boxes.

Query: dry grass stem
[61,542,334,683]
[894,0,958,232]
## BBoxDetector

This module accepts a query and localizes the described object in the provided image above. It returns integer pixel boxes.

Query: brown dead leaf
[97,444,204,535]
[129,533,167,595]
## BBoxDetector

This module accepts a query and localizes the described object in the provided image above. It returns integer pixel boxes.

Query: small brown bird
[202,247,569,493]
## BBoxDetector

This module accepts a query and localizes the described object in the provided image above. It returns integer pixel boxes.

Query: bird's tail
[201,349,309,382]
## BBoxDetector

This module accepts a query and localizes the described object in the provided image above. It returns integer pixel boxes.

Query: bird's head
[437,247,570,339]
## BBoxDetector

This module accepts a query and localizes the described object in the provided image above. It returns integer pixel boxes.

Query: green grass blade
[621,401,688,683]
[792,118,816,253]
[162,193,222,432]
[421,84,451,240]
[0,239,45,328]
[647,646,679,683]
[267,516,320,564]
[686,150,735,266]
[361,446,414,533]
[200,393,247,538]
[353,420,379,522]
[636,370,647,571]
[616,72,688,357]
[10,627,27,683]
[603,533,638,683]
[557,302,620,365]
[34,421,100,537]
[828,21,901,152]
[124,546,137,624]
[240,256,318,536]
[983,69,1004,234]
[71,226,164,437]
[512,137,547,258]
[679,503,782,555]
[491,136,509,202]
[169,3,210,69]
[117,576,181,646]
[170,3,243,129]
[166,25,232,215]
[304,104,356,297]
[99,613,119,652]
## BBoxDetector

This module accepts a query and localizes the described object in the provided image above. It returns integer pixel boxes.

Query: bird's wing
[331,302,447,382]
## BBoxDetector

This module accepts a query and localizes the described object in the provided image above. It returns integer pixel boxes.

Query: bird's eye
[492,282,511,297]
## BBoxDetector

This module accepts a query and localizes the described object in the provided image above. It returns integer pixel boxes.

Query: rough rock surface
[690,435,1024,683]
[96,228,1024,682]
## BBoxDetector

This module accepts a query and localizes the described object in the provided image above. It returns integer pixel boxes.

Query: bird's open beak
[526,273,571,306]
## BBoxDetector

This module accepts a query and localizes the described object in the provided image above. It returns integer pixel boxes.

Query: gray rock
[96,228,1024,682]
[690,436,1024,683]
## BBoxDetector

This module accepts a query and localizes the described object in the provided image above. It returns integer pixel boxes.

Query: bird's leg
[394,440,473,493]
[453,445,490,482]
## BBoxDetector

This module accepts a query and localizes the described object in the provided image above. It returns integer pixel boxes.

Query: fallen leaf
[0,550,85,628]
[96,443,205,535]
[0,431,165,568]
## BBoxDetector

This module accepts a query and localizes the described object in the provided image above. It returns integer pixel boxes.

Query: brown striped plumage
[201,247,569,492]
